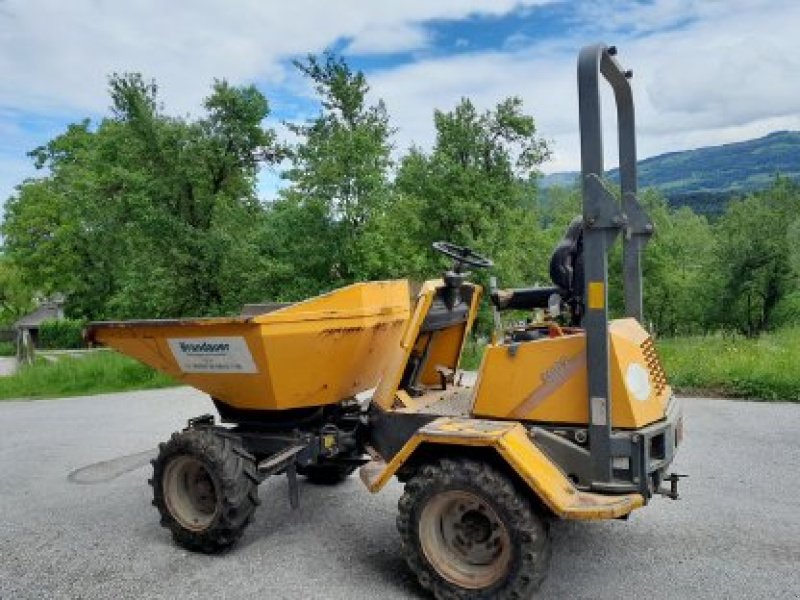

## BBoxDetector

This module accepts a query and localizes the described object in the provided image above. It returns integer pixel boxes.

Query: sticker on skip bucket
[168,337,258,374]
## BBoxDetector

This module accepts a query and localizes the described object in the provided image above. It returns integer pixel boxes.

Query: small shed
[14,300,65,347]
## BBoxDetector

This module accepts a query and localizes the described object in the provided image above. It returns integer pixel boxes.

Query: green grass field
[0,351,177,401]
[657,327,800,401]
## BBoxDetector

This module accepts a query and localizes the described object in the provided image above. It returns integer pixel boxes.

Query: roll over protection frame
[578,43,653,486]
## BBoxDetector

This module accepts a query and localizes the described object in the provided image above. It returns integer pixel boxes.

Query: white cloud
[365,0,800,173]
[0,0,556,116]
[345,23,429,55]
[574,0,704,35]
[366,44,578,170]
[0,0,797,208]
[0,0,555,206]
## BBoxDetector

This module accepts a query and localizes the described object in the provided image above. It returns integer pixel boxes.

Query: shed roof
[15,302,64,329]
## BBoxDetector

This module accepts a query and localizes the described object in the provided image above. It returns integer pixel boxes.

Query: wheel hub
[459,509,493,542]
[162,455,220,532]
[419,490,511,589]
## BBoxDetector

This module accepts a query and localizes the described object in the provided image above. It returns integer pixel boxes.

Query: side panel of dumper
[471,319,671,429]
[87,280,411,411]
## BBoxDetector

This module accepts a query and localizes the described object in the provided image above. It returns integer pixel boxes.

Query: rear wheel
[150,428,260,553]
[397,458,551,599]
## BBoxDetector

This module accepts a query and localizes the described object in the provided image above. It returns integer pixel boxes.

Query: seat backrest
[549,216,584,301]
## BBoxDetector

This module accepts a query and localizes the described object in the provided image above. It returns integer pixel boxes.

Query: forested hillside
[1,56,798,339]
[542,130,800,215]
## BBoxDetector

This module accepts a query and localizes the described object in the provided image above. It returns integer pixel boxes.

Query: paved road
[0,357,17,377]
[1,389,799,599]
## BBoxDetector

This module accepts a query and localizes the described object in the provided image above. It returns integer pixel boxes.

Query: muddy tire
[150,428,260,553]
[397,458,551,599]
[297,463,357,485]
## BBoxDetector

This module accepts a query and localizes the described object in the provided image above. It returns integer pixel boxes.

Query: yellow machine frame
[363,277,680,520]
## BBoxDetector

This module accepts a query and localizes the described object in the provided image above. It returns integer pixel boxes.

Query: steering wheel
[432,241,494,269]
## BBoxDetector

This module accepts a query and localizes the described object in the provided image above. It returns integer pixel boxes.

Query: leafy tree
[639,192,717,335]
[267,54,394,298]
[395,97,551,289]
[2,126,110,317]
[2,75,280,319]
[388,97,551,335]
[0,255,34,324]
[535,184,581,281]
[713,178,800,335]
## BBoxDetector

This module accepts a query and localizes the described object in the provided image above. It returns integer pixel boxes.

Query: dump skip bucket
[87,281,411,411]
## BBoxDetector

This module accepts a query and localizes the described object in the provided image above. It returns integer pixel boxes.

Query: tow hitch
[657,473,687,500]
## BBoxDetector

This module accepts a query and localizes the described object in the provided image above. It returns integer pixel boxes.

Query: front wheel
[397,458,551,599]
[150,428,260,553]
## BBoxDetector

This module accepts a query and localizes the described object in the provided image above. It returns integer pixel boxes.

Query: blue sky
[1,0,799,208]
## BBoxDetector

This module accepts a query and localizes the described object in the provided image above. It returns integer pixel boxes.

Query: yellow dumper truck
[87,44,682,599]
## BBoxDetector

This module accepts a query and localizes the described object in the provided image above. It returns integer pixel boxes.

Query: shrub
[38,318,87,349]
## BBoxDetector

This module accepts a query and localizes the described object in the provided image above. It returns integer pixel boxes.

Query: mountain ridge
[540,130,800,215]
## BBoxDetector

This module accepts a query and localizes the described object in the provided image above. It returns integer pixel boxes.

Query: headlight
[625,362,651,401]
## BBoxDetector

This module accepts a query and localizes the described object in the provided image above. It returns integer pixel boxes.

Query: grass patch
[460,336,487,371]
[0,350,178,401]
[657,327,800,401]
[0,341,15,357]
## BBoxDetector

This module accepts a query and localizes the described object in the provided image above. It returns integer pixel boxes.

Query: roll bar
[578,43,653,485]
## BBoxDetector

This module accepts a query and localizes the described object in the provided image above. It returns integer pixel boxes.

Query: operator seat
[490,216,585,324]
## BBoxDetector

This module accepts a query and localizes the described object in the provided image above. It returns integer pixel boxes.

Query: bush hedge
[38,319,87,349]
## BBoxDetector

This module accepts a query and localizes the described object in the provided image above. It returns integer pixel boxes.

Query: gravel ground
[1,388,799,599]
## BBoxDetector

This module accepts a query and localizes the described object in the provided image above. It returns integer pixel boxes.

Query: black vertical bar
[608,60,651,323]
[596,53,653,322]
[617,69,642,322]
[287,463,299,509]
